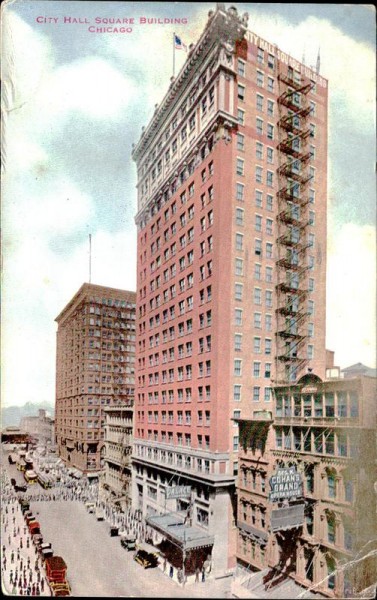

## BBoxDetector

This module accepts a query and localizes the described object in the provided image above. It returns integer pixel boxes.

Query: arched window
[326,556,336,590]
[327,470,336,498]
[326,511,336,544]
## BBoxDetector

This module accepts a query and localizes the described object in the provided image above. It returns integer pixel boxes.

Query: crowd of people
[1,471,49,596]
[1,449,162,596]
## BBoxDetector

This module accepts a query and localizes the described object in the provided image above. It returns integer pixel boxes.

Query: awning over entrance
[146,513,214,551]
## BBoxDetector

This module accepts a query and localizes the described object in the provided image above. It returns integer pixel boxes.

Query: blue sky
[2,2,376,407]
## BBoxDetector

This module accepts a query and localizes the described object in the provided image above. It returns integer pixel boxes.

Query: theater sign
[269,466,303,502]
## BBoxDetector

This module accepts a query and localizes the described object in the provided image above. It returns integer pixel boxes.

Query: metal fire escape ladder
[275,67,314,384]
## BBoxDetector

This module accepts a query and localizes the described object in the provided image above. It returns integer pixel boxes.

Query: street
[1,447,232,598]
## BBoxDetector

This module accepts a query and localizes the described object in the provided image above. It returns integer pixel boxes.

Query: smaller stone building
[235,372,377,598]
[102,404,133,509]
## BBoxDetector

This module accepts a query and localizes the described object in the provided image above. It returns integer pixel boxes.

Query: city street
[1,448,232,598]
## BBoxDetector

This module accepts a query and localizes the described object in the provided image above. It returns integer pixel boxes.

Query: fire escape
[275,69,314,383]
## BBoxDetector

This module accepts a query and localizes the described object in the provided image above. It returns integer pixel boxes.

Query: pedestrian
[9,571,13,584]
[41,578,44,592]
[17,549,20,560]
[201,567,205,582]
[20,538,23,549]
[11,551,14,564]
[195,567,200,582]
[26,538,29,549]
[36,585,40,595]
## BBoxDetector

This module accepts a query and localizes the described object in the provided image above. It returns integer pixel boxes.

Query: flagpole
[173,32,175,77]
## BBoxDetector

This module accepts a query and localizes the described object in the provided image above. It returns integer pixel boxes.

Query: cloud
[2,229,137,407]
[38,57,137,120]
[249,12,375,132]
[327,224,376,368]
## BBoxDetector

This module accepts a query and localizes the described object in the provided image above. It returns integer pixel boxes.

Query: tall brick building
[131,4,327,577]
[55,283,136,473]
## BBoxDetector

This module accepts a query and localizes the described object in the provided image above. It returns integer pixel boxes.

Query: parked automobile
[85,502,95,514]
[109,526,119,537]
[95,508,105,521]
[120,535,136,551]
[133,549,159,569]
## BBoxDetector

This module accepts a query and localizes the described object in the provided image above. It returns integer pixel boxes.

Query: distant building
[234,372,377,598]
[103,404,133,509]
[20,409,54,444]
[341,362,376,379]
[55,283,136,473]
[1,427,30,445]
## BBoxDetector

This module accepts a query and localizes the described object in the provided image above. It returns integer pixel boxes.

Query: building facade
[131,4,327,576]
[235,373,377,598]
[103,404,133,507]
[55,283,136,473]
[20,410,55,445]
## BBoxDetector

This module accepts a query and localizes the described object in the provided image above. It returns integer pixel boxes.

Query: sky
[1,1,376,408]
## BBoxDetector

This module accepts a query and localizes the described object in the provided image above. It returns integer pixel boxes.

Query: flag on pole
[174,34,187,51]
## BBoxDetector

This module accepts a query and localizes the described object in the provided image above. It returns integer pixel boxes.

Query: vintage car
[85,502,95,514]
[120,535,136,551]
[133,549,159,569]
[109,526,119,537]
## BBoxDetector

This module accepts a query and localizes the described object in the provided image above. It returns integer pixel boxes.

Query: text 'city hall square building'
[131,3,327,577]
[55,283,136,474]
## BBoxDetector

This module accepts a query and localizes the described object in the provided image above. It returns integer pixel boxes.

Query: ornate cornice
[132,5,248,163]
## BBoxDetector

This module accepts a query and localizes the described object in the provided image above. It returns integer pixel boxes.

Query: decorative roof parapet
[131,4,249,163]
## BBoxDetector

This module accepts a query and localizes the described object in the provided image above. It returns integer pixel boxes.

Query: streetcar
[24,469,38,484]
[38,472,53,489]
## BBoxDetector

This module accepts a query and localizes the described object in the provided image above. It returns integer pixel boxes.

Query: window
[264,387,271,402]
[267,99,274,116]
[253,337,261,353]
[253,387,260,402]
[234,359,242,376]
[265,314,272,331]
[236,208,244,226]
[235,258,244,276]
[233,436,239,451]
[255,239,262,256]
[266,243,273,258]
[256,70,264,87]
[237,108,245,125]
[308,345,314,359]
[266,194,273,211]
[235,309,243,326]
[236,233,244,251]
[267,77,274,92]
[265,363,271,378]
[235,283,243,301]
[254,263,261,280]
[256,142,263,159]
[266,171,273,187]
[255,190,262,207]
[234,334,242,351]
[236,183,244,201]
[254,312,262,329]
[267,148,274,164]
[256,94,264,111]
[267,54,275,69]
[238,84,245,101]
[236,158,244,176]
[234,385,241,401]
[256,166,263,183]
[257,47,264,63]
[267,124,274,140]
[237,133,245,151]
[254,287,262,305]
[253,362,261,377]
[255,215,262,231]
[265,338,272,355]
[256,118,263,135]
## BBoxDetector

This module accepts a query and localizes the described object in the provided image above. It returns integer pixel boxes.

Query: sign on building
[165,485,191,500]
[269,466,303,502]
